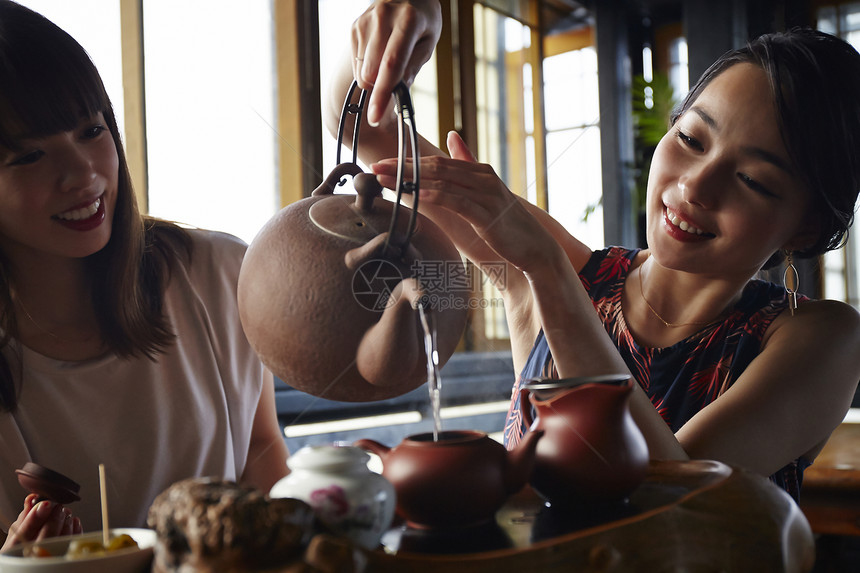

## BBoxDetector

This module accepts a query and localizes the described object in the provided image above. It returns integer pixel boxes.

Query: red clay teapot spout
[504,428,543,495]
[520,375,649,508]
[355,429,543,529]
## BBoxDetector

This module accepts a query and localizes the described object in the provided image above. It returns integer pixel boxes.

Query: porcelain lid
[287,444,370,472]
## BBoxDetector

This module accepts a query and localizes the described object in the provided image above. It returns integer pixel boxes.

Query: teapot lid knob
[354,173,383,211]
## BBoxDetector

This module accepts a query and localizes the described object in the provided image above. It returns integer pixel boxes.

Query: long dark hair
[671,28,860,266]
[0,0,191,411]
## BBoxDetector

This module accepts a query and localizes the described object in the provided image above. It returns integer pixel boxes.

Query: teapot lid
[287,444,371,472]
[16,462,81,503]
[308,177,418,245]
[523,374,631,392]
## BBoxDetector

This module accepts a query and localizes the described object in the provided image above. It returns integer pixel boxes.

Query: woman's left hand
[372,131,557,274]
[1,494,82,551]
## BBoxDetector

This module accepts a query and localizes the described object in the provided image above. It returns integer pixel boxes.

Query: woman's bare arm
[676,300,860,475]
[240,370,290,491]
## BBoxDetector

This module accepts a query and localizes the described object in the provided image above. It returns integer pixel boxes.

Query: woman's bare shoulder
[763,297,860,371]
[769,298,860,337]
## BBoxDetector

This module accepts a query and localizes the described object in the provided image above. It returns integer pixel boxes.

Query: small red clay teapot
[355,429,543,529]
[238,83,468,402]
[520,375,649,507]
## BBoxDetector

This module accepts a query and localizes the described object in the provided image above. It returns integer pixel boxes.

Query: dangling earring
[783,251,799,316]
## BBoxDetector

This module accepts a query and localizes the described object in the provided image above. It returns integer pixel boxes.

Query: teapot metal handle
[334,81,367,168]
[334,80,420,256]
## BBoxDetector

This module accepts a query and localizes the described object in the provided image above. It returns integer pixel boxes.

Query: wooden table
[800,422,860,537]
[362,460,814,572]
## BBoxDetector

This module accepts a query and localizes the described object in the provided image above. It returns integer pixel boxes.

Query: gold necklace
[16,299,61,341]
[637,266,716,329]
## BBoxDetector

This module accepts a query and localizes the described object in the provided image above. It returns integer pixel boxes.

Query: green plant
[631,73,678,213]
[581,73,677,228]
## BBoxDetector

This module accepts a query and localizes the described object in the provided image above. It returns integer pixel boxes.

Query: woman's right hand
[373,131,565,275]
[351,0,442,126]
[1,494,82,551]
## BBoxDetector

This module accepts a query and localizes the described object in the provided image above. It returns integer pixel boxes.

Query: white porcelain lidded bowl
[270,444,395,550]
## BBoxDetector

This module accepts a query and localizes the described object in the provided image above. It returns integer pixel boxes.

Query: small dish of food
[0,528,155,572]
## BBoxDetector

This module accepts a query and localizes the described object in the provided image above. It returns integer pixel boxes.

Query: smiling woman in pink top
[0,0,288,548]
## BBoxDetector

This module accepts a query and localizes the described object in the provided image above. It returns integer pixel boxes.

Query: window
[318,0,440,171]
[473,5,531,342]
[19,0,279,245]
[142,0,278,243]
[319,0,370,171]
[817,4,860,310]
[543,47,603,251]
[470,5,604,344]
[667,36,689,98]
[16,1,124,135]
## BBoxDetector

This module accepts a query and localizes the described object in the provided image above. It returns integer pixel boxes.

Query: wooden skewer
[98,463,109,548]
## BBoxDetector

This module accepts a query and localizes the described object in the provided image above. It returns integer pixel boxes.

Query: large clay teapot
[355,429,543,529]
[238,83,468,402]
[520,375,649,507]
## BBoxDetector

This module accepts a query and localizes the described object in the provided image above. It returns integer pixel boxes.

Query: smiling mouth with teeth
[666,208,708,236]
[56,198,101,221]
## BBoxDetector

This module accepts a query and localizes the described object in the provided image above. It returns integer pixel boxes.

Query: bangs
[0,2,109,150]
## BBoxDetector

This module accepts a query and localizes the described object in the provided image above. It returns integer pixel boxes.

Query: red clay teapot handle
[311,162,364,197]
[354,438,391,461]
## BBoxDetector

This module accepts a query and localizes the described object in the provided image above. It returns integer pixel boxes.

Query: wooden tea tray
[364,460,815,572]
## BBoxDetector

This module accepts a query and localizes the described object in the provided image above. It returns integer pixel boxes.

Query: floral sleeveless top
[504,246,810,501]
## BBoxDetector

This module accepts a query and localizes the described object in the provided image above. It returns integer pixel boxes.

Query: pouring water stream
[418,303,442,441]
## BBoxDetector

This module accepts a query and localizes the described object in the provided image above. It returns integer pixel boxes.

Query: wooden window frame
[119,0,323,213]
